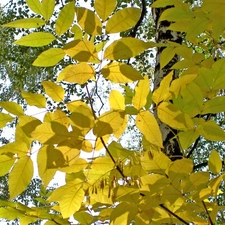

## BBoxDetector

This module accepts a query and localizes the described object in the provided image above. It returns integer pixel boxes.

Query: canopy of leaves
[0,0,225,224]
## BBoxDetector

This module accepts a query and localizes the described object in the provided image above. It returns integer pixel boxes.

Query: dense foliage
[0,0,225,224]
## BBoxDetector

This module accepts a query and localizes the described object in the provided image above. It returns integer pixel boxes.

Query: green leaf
[202,96,225,114]
[0,102,24,116]
[136,110,163,148]
[13,32,55,47]
[93,110,125,137]
[33,48,65,67]
[0,208,23,220]
[57,63,95,84]
[0,155,15,176]
[55,2,75,35]
[22,91,46,108]
[160,47,176,69]
[42,0,55,20]
[26,0,43,15]
[0,142,29,157]
[208,150,222,174]
[2,18,45,28]
[64,40,99,63]
[199,120,225,141]
[9,155,33,199]
[42,81,64,102]
[106,8,141,34]
[104,37,154,60]
[94,0,117,21]
[178,130,200,150]
[0,113,14,128]
[102,62,143,83]
[132,76,150,110]
[76,7,102,35]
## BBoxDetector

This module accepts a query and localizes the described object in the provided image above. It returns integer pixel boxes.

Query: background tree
[0,0,225,224]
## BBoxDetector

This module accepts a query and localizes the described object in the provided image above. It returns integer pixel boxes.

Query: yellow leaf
[13,32,55,47]
[37,145,57,187]
[55,145,80,166]
[59,158,88,173]
[67,100,91,113]
[114,115,128,139]
[132,76,150,110]
[2,18,45,28]
[49,179,84,218]
[26,0,43,15]
[15,126,31,149]
[82,139,93,152]
[94,0,116,21]
[0,142,29,157]
[42,0,55,20]
[0,112,14,128]
[109,90,125,110]
[57,63,95,84]
[64,40,99,63]
[141,150,171,174]
[169,158,193,186]
[70,104,94,135]
[152,71,173,105]
[136,110,163,148]
[93,110,125,137]
[44,109,70,128]
[94,135,110,151]
[104,37,154,60]
[33,48,65,67]
[60,185,84,218]
[208,150,222,174]
[170,74,197,98]
[76,7,102,35]
[102,62,143,83]
[55,2,75,35]
[31,121,73,144]
[157,102,194,130]
[0,155,15,176]
[37,145,56,187]
[9,155,33,199]
[22,91,46,108]
[0,101,24,116]
[42,81,64,102]
[19,115,42,137]
[106,8,141,33]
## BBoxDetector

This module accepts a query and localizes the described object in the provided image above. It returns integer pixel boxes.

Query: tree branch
[186,137,200,158]
[159,204,189,225]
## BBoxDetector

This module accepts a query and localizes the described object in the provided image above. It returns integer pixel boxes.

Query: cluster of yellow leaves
[1,0,225,224]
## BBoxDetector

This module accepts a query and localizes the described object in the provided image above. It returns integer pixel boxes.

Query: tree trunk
[152,2,183,160]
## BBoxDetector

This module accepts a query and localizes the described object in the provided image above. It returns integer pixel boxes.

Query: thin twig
[202,201,214,225]
[85,85,126,179]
